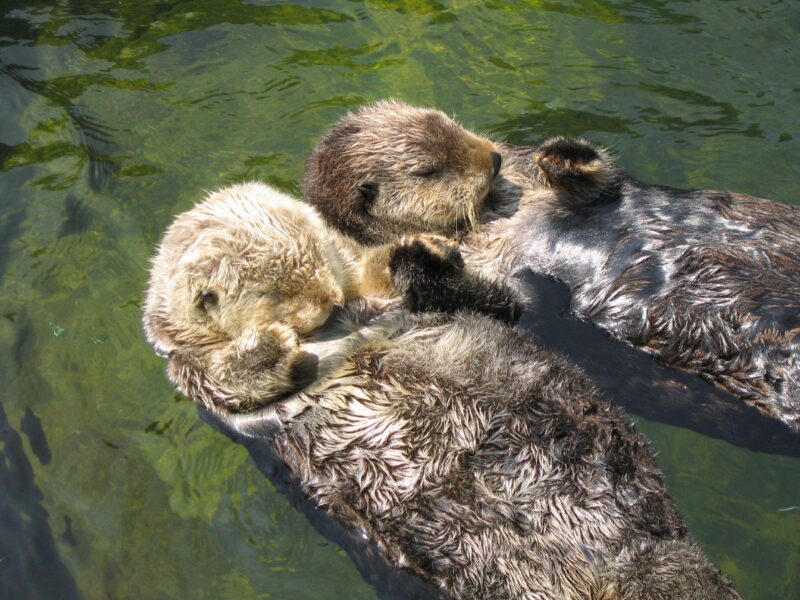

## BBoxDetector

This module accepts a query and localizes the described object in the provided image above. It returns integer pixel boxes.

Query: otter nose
[491,152,502,178]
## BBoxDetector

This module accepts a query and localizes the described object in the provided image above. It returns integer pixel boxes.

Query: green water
[1,1,797,598]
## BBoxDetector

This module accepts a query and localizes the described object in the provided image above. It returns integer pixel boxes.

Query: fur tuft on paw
[534,137,618,200]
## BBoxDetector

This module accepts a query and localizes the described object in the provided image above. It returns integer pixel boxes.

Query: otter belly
[211,314,739,600]
[484,176,800,433]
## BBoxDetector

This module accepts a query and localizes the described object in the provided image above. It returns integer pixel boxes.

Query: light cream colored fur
[143,182,400,412]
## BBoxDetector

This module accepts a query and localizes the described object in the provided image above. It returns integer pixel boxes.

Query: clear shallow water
[0,1,797,598]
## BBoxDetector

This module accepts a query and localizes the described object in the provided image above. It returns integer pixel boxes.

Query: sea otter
[303,100,800,430]
[142,183,739,599]
[143,181,519,412]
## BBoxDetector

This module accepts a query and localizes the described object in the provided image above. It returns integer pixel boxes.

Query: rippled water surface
[1,1,798,598]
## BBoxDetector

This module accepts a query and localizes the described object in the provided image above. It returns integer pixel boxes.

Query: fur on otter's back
[303,101,800,430]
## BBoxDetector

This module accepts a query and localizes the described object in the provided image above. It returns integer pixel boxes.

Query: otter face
[304,100,501,245]
[143,182,348,412]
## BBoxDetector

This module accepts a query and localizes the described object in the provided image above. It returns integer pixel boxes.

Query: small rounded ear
[346,181,386,244]
[196,289,219,314]
[303,123,386,245]
[358,182,378,208]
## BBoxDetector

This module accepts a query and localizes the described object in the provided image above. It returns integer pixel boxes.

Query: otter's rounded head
[304,100,501,245]
[143,182,347,412]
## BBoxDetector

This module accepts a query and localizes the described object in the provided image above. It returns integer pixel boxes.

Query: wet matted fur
[257,308,739,599]
[303,101,800,430]
[143,190,739,599]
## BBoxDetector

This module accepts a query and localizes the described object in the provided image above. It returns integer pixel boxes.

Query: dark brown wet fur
[303,102,800,430]
[304,100,499,244]
[270,310,739,599]
[390,236,523,323]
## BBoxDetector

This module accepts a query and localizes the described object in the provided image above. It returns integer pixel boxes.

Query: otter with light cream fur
[143,181,518,412]
[143,182,399,412]
[143,183,738,599]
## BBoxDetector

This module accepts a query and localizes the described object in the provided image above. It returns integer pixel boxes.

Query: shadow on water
[0,402,80,600]
[0,194,26,281]
[199,408,450,600]
[516,270,800,458]
[58,195,94,238]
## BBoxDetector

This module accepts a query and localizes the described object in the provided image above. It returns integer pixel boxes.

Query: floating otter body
[493,142,800,429]
[143,185,738,599]
[247,308,738,600]
[303,101,800,430]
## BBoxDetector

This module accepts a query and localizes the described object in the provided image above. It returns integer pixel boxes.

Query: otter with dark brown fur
[143,189,739,599]
[305,100,502,245]
[304,101,800,430]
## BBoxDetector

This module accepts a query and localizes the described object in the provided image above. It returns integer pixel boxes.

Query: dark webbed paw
[389,235,464,311]
[389,235,522,323]
[534,137,617,199]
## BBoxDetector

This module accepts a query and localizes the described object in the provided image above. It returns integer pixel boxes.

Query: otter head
[304,100,502,245]
[143,182,349,412]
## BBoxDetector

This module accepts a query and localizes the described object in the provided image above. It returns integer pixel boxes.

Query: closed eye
[258,288,282,301]
[413,166,440,178]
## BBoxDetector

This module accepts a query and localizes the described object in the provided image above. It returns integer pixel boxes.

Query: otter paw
[389,235,464,309]
[267,322,301,353]
[390,235,464,283]
[394,234,463,270]
[533,137,612,193]
[226,323,300,374]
